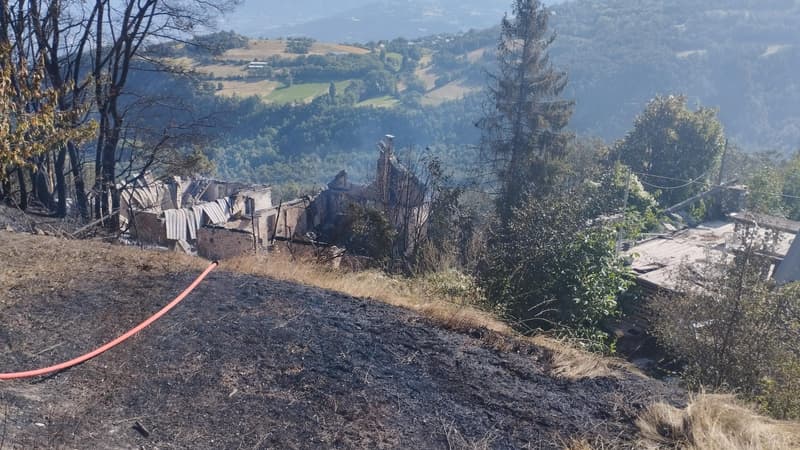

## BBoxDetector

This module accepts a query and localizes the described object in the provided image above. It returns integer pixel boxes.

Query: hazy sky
[218,0,565,40]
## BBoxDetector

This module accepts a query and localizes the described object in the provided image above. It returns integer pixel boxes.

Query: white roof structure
[627,221,796,291]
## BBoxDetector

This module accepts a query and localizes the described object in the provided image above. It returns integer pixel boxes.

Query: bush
[420,270,484,305]
[340,203,396,266]
[479,188,632,349]
[285,37,314,54]
[758,359,800,420]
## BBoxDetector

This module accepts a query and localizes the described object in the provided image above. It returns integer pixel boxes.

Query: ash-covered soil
[0,232,684,448]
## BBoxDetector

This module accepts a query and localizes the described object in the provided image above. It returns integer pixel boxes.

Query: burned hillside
[0,232,685,448]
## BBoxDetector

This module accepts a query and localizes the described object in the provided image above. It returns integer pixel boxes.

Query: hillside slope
[419,0,800,150]
[0,231,685,448]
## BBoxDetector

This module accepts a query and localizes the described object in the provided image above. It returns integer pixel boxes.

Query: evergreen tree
[478,0,574,221]
[328,81,337,103]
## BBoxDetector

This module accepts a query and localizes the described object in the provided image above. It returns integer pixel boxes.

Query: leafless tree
[2,0,236,222]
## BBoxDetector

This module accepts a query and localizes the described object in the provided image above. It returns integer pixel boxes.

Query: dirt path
[0,232,684,448]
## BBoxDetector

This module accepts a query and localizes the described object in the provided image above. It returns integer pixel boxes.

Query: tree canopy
[0,45,93,181]
[614,95,725,206]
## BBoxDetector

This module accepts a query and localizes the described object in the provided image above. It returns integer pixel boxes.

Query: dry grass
[0,229,647,384]
[6,230,800,449]
[529,335,639,381]
[415,65,438,91]
[466,47,487,63]
[421,79,481,106]
[637,393,800,450]
[193,63,247,78]
[222,253,511,335]
[214,79,280,99]
[0,231,204,304]
[220,39,368,61]
[563,440,594,450]
[561,438,612,450]
[440,418,497,450]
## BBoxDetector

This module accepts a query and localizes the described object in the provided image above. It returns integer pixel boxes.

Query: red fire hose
[0,261,218,380]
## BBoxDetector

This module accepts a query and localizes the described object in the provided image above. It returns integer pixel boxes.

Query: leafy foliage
[479,188,632,348]
[0,45,95,179]
[285,37,315,54]
[407,156,481,273]
[478,0,574,220]
[340,203,397,265]
[474,3,631,349]
[614,95,725,206]
[746,165,785,215]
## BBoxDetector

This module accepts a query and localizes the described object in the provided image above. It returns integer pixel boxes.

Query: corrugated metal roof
[200,202,228,225]
[216,198,232,217]
[129,184,161,210]
[186,209,197,240]
[191,205,204,228]
[627,221,795,290]
[164,209,187,241]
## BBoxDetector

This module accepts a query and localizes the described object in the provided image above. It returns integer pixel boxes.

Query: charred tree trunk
[54,146,68,217]
[16,168,28,211]
[68,141,89,220]
[93,116,104,219]
[33,165,53,209]
[101,126,121,229]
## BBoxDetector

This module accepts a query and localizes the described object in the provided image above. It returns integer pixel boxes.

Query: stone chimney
[376,134,395,205]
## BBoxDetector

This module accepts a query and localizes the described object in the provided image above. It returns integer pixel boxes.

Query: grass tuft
[637,393,800,450]
[530,335,638,381]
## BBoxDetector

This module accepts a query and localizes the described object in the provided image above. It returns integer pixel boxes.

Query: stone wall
[130,211,168,246]
[269,198,315,241]
[197,227,255,260]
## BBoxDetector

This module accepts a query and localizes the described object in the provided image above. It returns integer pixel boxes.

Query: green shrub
[479,189,632,349]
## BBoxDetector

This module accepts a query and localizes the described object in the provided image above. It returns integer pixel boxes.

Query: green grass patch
[356,95,400,108]
[267,80,352,104]
[385,52,403,71]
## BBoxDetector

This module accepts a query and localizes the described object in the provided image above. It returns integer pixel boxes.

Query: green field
[385,52,403,71]
[356,95,400,108]
[266,80,352,104]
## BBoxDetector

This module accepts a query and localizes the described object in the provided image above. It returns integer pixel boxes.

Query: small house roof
[627,221,796,291]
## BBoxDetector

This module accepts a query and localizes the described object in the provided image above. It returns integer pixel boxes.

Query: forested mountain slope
[425,0,800,150]
[221,0,526,42]
[551,0,800,149]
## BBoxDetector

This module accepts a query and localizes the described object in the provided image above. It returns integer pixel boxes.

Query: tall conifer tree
[479,0,574,221]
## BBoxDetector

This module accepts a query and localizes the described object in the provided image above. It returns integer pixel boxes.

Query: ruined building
[122,135,429,261]
[313,135,429,257]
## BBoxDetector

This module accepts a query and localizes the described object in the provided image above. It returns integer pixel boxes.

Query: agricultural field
[266,80,353,104]
[421,79,481,106]
[220,39,369,61]
[355,95,400,108]
[215,79,281,99]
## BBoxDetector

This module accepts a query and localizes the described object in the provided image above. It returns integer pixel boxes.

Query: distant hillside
[416,0,800,150]
[211,0,800,150]
[157,34,475,108]
[165,38,371,103]
[550,0,800,150]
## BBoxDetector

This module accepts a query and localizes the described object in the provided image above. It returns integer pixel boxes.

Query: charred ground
[0,232,684,448]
